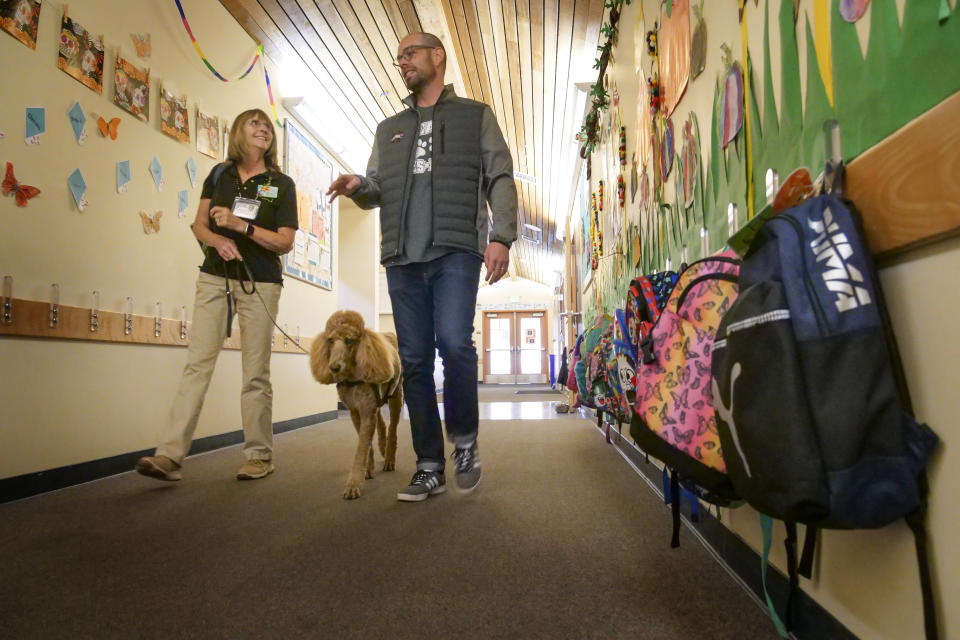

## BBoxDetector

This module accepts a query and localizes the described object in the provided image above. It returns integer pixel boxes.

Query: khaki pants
[156,272,282,465]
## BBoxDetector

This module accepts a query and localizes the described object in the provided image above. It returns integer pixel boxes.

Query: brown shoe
[237,459,274,480]
[135,455,182,481]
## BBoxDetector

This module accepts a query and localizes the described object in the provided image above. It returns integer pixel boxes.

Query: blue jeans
[386,252,482,470]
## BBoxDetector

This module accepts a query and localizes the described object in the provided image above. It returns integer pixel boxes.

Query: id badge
[232,196,261,220]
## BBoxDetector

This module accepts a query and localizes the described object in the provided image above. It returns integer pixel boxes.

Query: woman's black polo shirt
[199,163,299,283]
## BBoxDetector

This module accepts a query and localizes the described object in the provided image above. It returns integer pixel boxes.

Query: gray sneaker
[397,469,446,502]
[452,442,482,492]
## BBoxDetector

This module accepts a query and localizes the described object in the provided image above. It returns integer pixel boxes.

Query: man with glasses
[327,32,517,502]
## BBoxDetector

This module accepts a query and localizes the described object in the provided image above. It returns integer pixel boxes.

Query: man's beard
[404,67,433,92]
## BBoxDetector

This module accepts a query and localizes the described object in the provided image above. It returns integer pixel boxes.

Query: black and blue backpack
[711,193,940,638]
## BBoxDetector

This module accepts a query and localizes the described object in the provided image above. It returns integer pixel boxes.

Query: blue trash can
[549,354,556,386]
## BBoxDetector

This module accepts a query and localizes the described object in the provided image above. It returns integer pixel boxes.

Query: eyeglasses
[392,45,437,68]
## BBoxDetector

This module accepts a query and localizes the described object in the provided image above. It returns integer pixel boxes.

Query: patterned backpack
[630,251,741,546]
[625,271,679,362]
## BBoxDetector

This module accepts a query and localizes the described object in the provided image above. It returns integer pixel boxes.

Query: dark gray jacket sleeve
[350,133,382,210]
[480,106,518,248]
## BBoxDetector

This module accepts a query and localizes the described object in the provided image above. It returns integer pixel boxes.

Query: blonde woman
[136,109,298,481]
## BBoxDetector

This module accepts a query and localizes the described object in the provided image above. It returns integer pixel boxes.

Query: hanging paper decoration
[97,116,121,140]
[174,0,260,82]
[660,0,691,117]
[160,86,190,143]
[635,78,653,167]
[196,109,221,159]
[131,33,151,58]
[262,60,284,128]
[114,54,150,122]
[67,168,88,211]
[633,3,646,73]
[639,172,650,208]
[617,174,626,208]
[661,117,675,181]
[719,44,744,149]
[651,118,662,191]
[139,211,163,234]
[1,0,41,49]
[680,117,698,208]
[690,0,707,80]
[619,126,627,167]
[646,23,658,58]
[598,180,604,212]
[67,102,87,145]
[839,0,870,22]
[590,194,601,270]
[57,12,104,94]
[630,153,638,203]
[648,72,662,114]
[2,162,40,207]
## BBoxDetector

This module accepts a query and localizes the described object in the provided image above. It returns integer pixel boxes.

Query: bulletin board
[282,118,335,289]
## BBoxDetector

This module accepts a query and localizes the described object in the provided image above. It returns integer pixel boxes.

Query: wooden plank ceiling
[220,0,607,286]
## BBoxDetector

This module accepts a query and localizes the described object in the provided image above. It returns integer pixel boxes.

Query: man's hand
[327,174,361,203]
[484,241,510,284]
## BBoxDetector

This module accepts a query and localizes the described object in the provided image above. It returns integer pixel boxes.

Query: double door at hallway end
[482,310,547,384]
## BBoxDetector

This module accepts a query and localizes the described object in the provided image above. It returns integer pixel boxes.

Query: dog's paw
[382,459,395,472]
[343,485,362,500]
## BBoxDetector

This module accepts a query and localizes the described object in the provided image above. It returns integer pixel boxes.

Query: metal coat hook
[765,169,779,206]
[154,302,162,338]
[681,245,689,267]
[90,291,100,332]
[727,203,738,235]
[283,324,288,348]
[2,275,12,325]
[124,297,133,335]
[49,284,60,328]
[180,305,187,341]
[823,120,845,196]
[700,226,709,258]
[295,325,300,346]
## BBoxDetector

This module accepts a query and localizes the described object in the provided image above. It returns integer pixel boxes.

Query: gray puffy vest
[375,97,484,261]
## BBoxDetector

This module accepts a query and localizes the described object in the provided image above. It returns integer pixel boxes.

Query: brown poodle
[310,310,403,499]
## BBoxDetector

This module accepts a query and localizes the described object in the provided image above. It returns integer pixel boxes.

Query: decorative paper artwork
[839,0,870,23]
[159,86,189,143]
[719,45,744,149]
[196,109,221,159]
[680,117,698,208]
[630,153,638,203]
[186,157,198,187]
[114,55,150,122]
[130,32,151,58]
[57,14,104,94]
[117,160,131,193]
[68,101,87,145]
[635,79,653,167]
[633,4,646,74]
[659,0,691,117]
[97,115,120,140]
[25,107,44,145]
[690,0,707,81]
[2,162,40,207]
[67,168,88,211]
[139,211,162,234]
[661,117,675,181]
[283,119,334,290]
[149,156,164,191]
[0,0,41,49]
[177,189,189,218]
[773,167,814,212]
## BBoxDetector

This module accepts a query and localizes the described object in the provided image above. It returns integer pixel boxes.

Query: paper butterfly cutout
[97,116,121,140]
[131,33,151,58]
[139,210,163,234]
[2,162,41,207]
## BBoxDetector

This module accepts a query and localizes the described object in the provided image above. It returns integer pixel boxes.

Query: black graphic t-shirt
[387,105,454,266]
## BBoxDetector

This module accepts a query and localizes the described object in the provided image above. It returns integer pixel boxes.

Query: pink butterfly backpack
[629,251,741,545]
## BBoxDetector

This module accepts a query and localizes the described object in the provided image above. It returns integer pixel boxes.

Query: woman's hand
[209,235,242,261]
[210,205,245,233]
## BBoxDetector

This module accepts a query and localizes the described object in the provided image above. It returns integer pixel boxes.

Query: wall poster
[282,118,334,290]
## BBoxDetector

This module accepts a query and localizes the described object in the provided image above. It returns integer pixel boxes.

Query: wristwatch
[245,223,255,236]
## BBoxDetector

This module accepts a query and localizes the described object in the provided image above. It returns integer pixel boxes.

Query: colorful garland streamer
[263,61,284,128]
[174,0,260,82]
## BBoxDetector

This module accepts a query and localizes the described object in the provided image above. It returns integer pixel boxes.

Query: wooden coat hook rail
[0,296,310,354]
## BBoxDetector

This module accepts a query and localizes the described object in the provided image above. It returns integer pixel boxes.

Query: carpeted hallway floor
[0,389,780,639]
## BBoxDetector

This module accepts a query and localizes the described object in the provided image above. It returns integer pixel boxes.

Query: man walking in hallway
[327,31,517,501]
